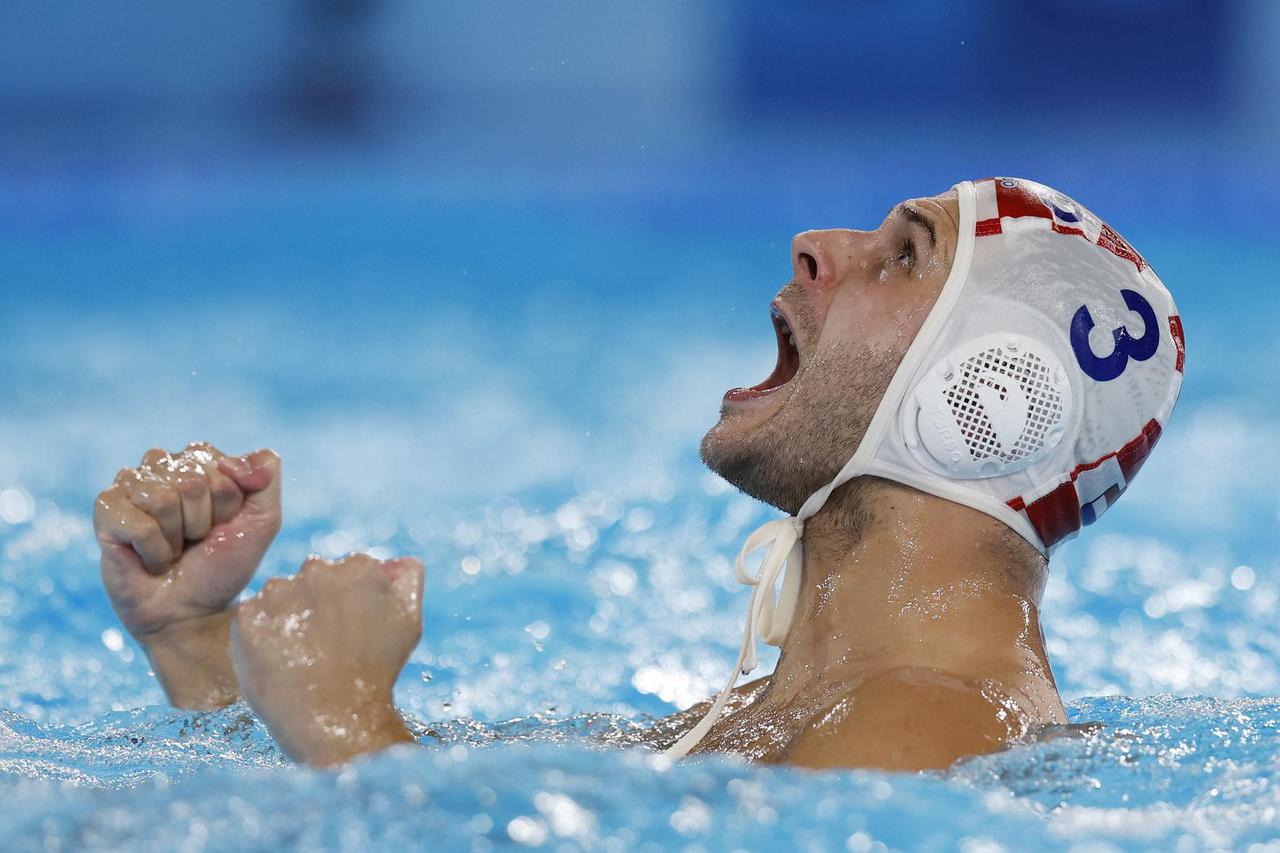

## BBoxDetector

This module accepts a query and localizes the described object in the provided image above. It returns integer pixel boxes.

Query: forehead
[900,189,958,215]
[883,189,960,235]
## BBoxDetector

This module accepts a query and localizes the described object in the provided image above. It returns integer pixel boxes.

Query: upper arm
[785,666,1029,772]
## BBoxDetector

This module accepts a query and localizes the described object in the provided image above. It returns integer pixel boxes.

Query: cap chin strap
[661,180,980,761]
[661,461,869,759]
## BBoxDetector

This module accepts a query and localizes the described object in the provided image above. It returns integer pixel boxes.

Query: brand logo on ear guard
[903,333,1072,479]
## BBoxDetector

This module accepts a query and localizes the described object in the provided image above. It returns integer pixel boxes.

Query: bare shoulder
[642,677,771,751]
[784,666,1034,772]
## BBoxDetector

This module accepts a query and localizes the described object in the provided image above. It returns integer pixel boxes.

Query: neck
[768,478,1060,715]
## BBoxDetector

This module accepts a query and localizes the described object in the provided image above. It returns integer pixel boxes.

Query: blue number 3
[1070,289,1160,382]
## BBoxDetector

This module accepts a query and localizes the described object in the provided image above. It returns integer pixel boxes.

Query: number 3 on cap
[1070,289,1160,382]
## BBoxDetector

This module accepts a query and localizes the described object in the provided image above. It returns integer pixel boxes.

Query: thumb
[218,450,281,516]
[99,541,163,613]
[99,540,147,586]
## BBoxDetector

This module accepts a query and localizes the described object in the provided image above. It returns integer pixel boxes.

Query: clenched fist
[93,443,282,709]
[230,553,423,767]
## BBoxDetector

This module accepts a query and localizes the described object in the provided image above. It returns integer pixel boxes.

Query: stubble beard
[700,338,899,517]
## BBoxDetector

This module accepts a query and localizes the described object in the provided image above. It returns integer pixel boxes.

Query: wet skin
[92,190,1065,771]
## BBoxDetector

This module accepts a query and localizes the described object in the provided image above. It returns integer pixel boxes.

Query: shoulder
[784,666,1032,772]
[646,677,770,751]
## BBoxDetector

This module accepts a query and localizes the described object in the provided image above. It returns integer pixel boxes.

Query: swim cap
[665,178,1185,758]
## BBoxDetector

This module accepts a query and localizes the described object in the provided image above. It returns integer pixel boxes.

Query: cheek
[821,290,934,355]
[890,296,935,344]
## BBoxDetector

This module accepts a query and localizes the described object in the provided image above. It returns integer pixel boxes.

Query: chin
[699,418,733,474]
[699,416,802,515]
[699,401,763,472]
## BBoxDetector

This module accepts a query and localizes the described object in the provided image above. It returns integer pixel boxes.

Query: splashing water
[6,697,1280,851]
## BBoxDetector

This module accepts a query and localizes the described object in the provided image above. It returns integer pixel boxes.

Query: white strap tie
[663,515,805,759]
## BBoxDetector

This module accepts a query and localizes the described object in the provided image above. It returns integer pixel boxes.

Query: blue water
[2,157,1279,851]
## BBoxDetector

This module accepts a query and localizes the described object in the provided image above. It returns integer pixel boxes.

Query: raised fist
[93,443,282,708]
[230,553,423,766]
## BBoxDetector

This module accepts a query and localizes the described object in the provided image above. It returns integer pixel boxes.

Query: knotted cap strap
[734,517,804,666]
[663,515,804,759]
[661,460,874,759]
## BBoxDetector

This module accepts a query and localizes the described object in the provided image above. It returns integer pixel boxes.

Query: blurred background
[1,1,1279,721]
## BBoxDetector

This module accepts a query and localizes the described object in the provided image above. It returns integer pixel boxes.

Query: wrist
[270,691,415,767]
[140,611,240,710]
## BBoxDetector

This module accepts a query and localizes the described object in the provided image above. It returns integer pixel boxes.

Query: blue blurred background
[2,0,1279,705]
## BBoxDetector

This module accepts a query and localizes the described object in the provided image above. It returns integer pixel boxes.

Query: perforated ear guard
[902,332,1072,480]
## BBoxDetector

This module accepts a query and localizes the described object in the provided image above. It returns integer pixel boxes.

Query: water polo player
[92,177,1184,769]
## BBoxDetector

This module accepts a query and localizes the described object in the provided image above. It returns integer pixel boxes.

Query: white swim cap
[665,177,1185,758]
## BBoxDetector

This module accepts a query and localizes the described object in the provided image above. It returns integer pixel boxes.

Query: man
[93,178,1184,770]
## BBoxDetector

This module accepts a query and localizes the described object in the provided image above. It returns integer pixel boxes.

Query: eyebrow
[894,203,937,248]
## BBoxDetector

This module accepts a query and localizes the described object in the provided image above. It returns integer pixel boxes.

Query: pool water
[2,162,1279,851]
[5,696,1280,851]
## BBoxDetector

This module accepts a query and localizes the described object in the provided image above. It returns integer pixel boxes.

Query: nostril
[798,252,818,281]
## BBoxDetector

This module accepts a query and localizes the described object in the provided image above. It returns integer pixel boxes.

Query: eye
[894,238,916,268]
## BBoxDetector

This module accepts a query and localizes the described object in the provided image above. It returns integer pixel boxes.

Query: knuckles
[186,441,222,457]
[172,471,206,495]
[237,553,424,654]
[148,486,180,514]
[299,555,333,577]
[299,553,381,579]
[261,577,290,597]
[93,485,128,517]
[211,476,240,499]
[337,553,380,573]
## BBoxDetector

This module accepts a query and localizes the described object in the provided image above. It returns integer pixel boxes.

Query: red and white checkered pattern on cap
[964,178,1181,549]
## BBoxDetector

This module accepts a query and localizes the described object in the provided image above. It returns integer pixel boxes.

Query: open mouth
[724,303,802,403]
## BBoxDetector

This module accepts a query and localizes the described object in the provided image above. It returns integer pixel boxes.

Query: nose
[791,230,853,290]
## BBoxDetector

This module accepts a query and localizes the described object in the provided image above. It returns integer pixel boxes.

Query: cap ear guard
[902,332,1072,480]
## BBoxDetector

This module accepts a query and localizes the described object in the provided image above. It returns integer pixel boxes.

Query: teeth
[772,304,799,353]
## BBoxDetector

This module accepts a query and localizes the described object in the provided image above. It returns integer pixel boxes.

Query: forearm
[140,612,240,710]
